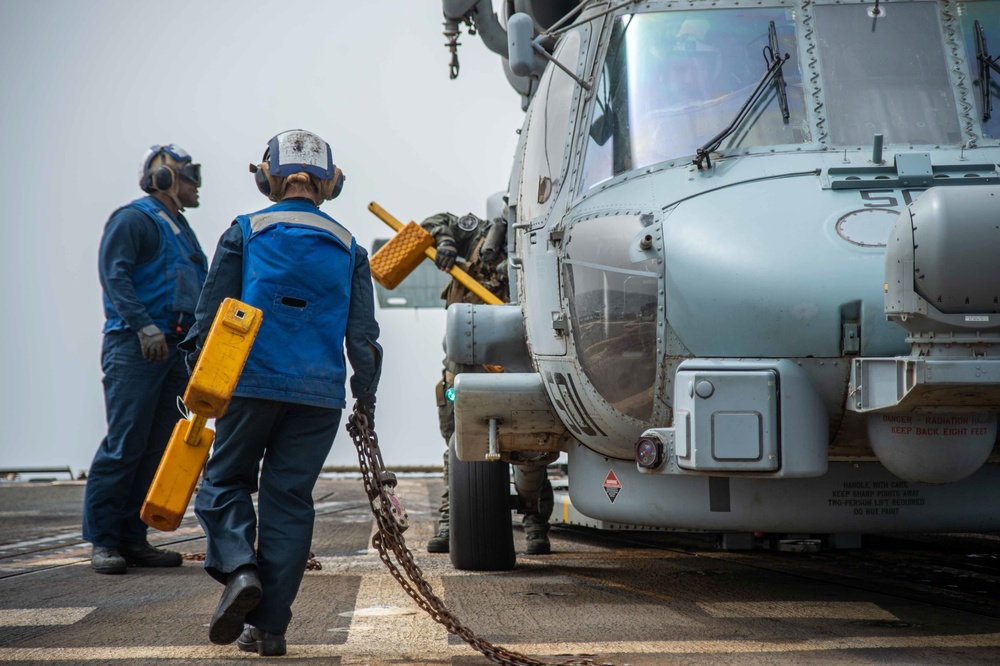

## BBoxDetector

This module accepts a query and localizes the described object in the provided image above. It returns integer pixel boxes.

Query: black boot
[91,546,127,575]
[524,513,551,555]
[209,565,262,645]
[525,529,551,555]
[426,528,449,553]
[118,540,182,568]
[238,626,287,656]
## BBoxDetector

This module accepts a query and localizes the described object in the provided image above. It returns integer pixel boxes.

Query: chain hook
[443,19,462,79]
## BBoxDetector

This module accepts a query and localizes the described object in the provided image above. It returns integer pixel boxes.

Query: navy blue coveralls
[84,196,207,547]
[181,199,382,635]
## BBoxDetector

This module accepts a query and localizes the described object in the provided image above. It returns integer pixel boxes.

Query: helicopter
[405,0,1000,571]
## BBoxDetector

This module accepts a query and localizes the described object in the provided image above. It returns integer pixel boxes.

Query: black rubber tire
[448,435,515,571]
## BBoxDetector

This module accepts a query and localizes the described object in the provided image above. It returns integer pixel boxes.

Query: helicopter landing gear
[448,434,515,571]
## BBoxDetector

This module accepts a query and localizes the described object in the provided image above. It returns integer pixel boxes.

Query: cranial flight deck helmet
[139,144,201,210]
[249,129,345,203]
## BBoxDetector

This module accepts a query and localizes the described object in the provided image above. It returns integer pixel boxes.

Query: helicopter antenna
[870,0,882,32]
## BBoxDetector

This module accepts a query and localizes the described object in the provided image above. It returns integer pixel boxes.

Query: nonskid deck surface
[2,477,1000,664]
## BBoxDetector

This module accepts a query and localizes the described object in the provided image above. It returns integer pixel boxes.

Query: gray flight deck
[2,475,1000,664]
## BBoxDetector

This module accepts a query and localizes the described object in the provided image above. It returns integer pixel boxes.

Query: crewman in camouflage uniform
[421,211,553,555]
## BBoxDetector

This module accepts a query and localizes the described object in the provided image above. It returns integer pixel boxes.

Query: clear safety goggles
[148,144,202,186]
[177,161,202,186]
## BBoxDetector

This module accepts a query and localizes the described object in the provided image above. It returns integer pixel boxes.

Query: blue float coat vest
[235,200,356,409]
[103,196,208,334]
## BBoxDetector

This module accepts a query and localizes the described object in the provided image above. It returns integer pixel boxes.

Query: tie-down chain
[346,407,613,666]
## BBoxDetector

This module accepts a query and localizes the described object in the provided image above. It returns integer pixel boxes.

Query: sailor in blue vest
[180,130,382,657]
[84,144,207,575]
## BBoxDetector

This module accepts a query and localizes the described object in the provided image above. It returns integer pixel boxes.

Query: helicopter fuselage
[450,0,1000,534]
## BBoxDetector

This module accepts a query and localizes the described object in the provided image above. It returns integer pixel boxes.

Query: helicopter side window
[814,2,961,147]
[564,215,659,422]
[580,8,807,190]
[518,30,584,223]
[958,1,1000,139]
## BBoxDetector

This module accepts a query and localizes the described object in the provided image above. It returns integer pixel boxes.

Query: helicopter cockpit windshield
[581,8,807,190]
[813,1,961,147]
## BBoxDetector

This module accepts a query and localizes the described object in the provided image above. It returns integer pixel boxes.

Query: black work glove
[138,325,168,362]
[355,394,376,430]
[435,240,458,272]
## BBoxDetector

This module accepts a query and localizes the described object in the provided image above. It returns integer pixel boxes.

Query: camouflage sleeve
[420,213,459,247]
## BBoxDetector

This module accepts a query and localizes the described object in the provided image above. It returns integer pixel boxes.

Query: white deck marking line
[338,605,418,618]
[8,557,90,568]
[0,607,95,626]
[0,532,83,552]
[3,633,1000,660]
[698,601,899,620]
[338,574,469,663]
[337,491,463,664]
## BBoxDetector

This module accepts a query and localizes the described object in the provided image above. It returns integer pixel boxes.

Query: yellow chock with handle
[369,220,436,290]
[141,298,263,531]
[368,201,504,305]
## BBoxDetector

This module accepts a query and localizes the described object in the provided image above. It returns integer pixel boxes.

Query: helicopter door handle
[508,222,530,270]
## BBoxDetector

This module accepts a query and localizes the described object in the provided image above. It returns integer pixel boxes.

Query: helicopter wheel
[448,434,515,571]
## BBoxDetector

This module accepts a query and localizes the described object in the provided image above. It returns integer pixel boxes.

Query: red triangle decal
[603,470,621,488]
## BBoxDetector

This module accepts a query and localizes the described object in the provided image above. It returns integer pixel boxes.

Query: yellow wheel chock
[367,202,504,305]
[141,298,262,531]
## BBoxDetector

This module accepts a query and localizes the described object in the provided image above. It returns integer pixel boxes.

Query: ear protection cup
[254,147,272,196]
[330,166,345,200]
[254,165,271,196]
[151,165,174,191]
[313,165,345,201]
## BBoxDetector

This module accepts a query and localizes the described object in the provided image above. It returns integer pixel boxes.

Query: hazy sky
[0,1,524,475]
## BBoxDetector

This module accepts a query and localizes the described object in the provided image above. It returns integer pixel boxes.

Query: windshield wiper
[694,21,790,170]
[975,20,1000,122]
[770,21,789,123]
